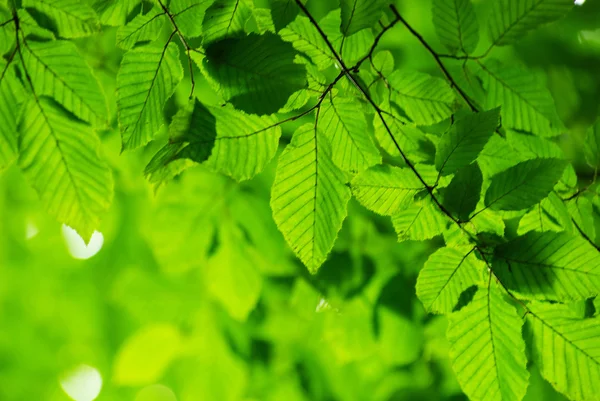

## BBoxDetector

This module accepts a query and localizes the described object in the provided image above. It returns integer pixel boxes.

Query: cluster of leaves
[1,0,600,400]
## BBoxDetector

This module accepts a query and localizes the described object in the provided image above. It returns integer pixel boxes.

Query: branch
[294,0,464,229]
[157,0,196,99]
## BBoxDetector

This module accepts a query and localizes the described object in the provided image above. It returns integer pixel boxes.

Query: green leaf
[92,0,140,26]
[201,33,306,115]
[116,8,165,50]
[585,118,600,168]
[374,100,434,163]
[113,324,182,386]
[22,0,99,38]
[202,0,253,44]
[441,163,483,221]
[351,164,424,216]
[117,42,183,150]
[392,199,449,242]
[271,123,351,273]
[18,97,113,242]
[517,192,572,235]
[0,6,14,55]
[319,94,380,173]
[0,64,25,171]
[447,277,529,401]
[488,0,573,47]
[432,0,479,55]
[340,0,386,37]
[480,60,563,136]
[568,197,596,242]
[435,108,500,176]
[493,231,600,301]
[171,0,212,38]
[527,302,600,401]
[280,10,373,71]
[147,100,282,182]
[267,0,304,32]
[279,15,335,70]
[388,70,457,125]
[21,40,108,126]
[484,158,567,211]
[417,245,483,314]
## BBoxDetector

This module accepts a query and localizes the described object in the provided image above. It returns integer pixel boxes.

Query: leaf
[480,60,563,136]
[319,94,381,173]
[201,33,306,115]
[271,123,351,273]
[202,0,253,44]
[279,15,335,70]
[18,97,113,242]
[441,163,483,221]
[585,118,600,167]
[484,158,567,211]
[388,70,457,125]
[0,64,25,171]
[116,7,165,50]
[447,277,529,401]
[113,324,182,386]
[22,0,99,38]
[21,40,108,126]
[201,104,282,181]
[432,0,479,55]
[92,0,140,26]
[493,231,600,301]
[488,0,573,47]
[417,245,483,314]
[267,0,303,31]
[280,10,373,70]
[435,108,500,176]
[205,224,263,321]
[374,100,434,163]
[351,164,424,216]
[0,6,14,54]
[171,0,212,38]
[147,101,281,182]
[340,0,386,37]
[568,197,596,242]
[517,192,571,235]
[117,42,183,150]
[527,302,600,401]
[392,199,449,242]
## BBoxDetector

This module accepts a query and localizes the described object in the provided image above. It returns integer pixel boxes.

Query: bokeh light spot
[62,225,104,259]
[60,365,103,401]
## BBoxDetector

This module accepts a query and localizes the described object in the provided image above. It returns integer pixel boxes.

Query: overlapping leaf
[21,40,108,126]
[527,302,600,401]
[201,33,306,115]
[0,64,24,170]
[319,94,380,173]
[417,245,483,314]
[271,123,351,273]
[484,158,567,211]
[23,0,99,38]
[488,0,573,47]
[116,8,165,50]
[18,97,113,242]
[202,0,253,44]
[441,163,483,221]
[392,199,448,242]
[435,108,499,176]
[480,60,563,136]
[171,0,212,38]
[340,0,387,36]
[447,278,529,401]
[117,42,183,150]
[493,231,600,301]
[351,165,423,216]
[432,0,479,55]
[388,70,457,125]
